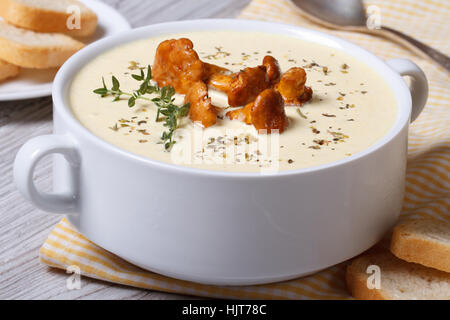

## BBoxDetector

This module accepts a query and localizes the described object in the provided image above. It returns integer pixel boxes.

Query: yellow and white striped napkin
[40,0,449,299]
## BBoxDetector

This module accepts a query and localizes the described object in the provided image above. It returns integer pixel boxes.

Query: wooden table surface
[0,0,250,300]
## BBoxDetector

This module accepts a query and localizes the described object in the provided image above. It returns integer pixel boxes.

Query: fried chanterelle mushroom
[152,38,205,94]
[184,82,218,128]
[204,62,233,93]
[206,55,312,109]
[262,55,281,86]
[227,65,269,107]
[227,88,289,133]
[226,102,253,125]
[276,67,313,105]
[206,55,282,107]
[153,38,220,127]
[153,38,312,132]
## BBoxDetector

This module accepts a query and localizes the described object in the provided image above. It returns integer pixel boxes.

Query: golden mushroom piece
[206,56,283,107]
[226,102,253,125]
[227,88,289,133]
[262,55,281,86]
[276,67,313,105]
[205,64,270,107]
[227,65,269,107]
[153,39,312,133]
[185,81,218,128]
[153,38,221,127]
[204,62,234,93]
[152,38,205,94]
[206,56,312,108]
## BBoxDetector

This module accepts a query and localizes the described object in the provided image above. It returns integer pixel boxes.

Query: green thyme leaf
[111,76,120,91]
[93,88,108,95]
[128,97,136,107]
[93,65,189,151]
[132,74,143,81]
[145,65,152,82]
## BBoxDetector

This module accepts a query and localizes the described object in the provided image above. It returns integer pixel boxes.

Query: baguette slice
[0,58,20,81]
[391,219,450,272]
[346,251,450,300]
[0,0,97,37]
[0,21,84,68]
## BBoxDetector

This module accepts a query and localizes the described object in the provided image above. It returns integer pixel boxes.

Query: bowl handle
[14,135,80,214]
[386,58,428,122]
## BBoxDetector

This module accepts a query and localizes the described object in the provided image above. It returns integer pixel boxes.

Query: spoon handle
[380,26,450,72]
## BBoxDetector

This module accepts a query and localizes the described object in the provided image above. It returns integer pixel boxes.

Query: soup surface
[70,31,397,173]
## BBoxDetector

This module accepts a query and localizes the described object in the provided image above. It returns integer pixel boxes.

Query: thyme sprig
[93,65,189,151]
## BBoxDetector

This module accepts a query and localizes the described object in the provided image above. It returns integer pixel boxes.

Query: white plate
[0,0,131,101]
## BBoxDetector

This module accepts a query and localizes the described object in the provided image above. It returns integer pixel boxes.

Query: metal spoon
[290,0,450,72]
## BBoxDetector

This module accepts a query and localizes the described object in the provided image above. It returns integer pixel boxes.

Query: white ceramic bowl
[14,19,428,285]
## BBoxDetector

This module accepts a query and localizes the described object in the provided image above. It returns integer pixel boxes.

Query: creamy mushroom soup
[70,31,397,172]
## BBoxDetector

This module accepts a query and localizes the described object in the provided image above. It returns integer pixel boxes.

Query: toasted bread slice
[346,251,450,300]
[391,219,450,273]
[0,21,84,68]
[0,0,97,37]
[0,58,20,81]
